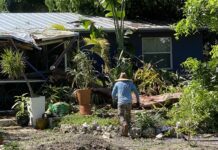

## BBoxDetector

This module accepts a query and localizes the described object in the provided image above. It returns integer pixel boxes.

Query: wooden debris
[132,93,182,109]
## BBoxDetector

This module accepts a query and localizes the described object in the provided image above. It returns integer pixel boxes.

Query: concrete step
[1,126,22,130]
[0,110,17,127]
[0,117,17,127]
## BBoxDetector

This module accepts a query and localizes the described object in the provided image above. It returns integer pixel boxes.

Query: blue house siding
[80,30,203,71]
[172,33,203,71]
[128,31,203,71]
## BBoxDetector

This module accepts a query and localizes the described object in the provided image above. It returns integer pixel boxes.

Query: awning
[0,29,79,49]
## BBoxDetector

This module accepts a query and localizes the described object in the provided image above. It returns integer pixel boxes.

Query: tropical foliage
[0,0,7,11]
[84,38,110,72]
[12,93,30,115]
[181,46,218,90]
[45,0,103,15]
[12,93,30,126]
[166,0,218,137]
[44,0,184,21]
[0,49,25,79]
[42,85,72,103]
[168,81,218,135]
[67,51,96,89]
[100,0,126,57]
[81,19,110,73]
[134,64,164,95]
[0,49,34,97]
[135,111,163,130]
[168,45,218,135]
[134,63,182,95]
[174,0,218,38]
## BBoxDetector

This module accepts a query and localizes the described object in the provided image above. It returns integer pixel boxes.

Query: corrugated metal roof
[0,13,171,33]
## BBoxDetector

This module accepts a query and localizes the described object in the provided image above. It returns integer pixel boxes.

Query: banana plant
[99,0,126,60]
[81,19,110,73]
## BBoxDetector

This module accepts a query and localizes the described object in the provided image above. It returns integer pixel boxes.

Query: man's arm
[131,83,140,105]
[111,83,118,100]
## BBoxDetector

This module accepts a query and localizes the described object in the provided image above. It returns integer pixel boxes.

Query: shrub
[134,64,183,95]
[42,85,73,103]
[134,64,165,95]
[169,47,218,135]
[167,80,218,135]
[135,111,163,130]
[181,46,218,90]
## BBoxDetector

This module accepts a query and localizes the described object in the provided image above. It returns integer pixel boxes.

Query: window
[142,37,172,69]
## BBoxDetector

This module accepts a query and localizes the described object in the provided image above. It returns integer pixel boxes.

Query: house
[0,13,203,110]
[0,13,203,70]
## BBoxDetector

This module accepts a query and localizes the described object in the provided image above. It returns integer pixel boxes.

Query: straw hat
[116,72,131,81]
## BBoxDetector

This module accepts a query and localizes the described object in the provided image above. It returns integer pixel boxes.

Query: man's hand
[136,102,140,108]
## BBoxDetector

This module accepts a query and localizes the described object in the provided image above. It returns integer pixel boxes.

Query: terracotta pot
[79,105,92,115]
[76,89,92,105]
[35,118,48,130]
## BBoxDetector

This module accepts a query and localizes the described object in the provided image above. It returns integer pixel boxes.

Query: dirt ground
[1,127,218,150]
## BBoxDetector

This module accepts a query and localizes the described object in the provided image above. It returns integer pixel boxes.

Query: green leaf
[116,10,125,18]
[117,0,122,4]
[105,12,113,17]
[51,24,66,31]
[124,29,133,36]
[81,19,93,30]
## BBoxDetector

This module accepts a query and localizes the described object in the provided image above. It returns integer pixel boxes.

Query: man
[112,72,140,136]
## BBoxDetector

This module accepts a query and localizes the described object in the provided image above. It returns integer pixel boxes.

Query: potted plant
[0,49,45,127]
[12,93,30,127]
[67,50,96,115]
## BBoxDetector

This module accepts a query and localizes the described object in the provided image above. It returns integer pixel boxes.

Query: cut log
[132,93,182,109]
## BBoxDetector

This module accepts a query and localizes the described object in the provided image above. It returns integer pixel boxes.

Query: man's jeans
[118,103,131,136]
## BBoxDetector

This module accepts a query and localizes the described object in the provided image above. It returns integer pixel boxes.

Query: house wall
[80,30,203,71]
[172,33,203,71]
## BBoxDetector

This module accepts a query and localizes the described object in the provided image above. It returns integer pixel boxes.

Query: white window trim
[142,37,173,70]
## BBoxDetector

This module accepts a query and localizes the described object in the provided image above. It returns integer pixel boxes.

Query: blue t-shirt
[112,80,140,105]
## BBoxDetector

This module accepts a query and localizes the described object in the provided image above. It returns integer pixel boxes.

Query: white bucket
[29,96,45,126]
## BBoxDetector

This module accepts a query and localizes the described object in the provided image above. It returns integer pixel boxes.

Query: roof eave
[70,27,173,33]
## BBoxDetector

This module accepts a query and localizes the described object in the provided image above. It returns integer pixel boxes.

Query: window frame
[142,37,173,69]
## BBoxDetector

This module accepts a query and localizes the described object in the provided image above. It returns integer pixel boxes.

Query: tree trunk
[22,72,34,97]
